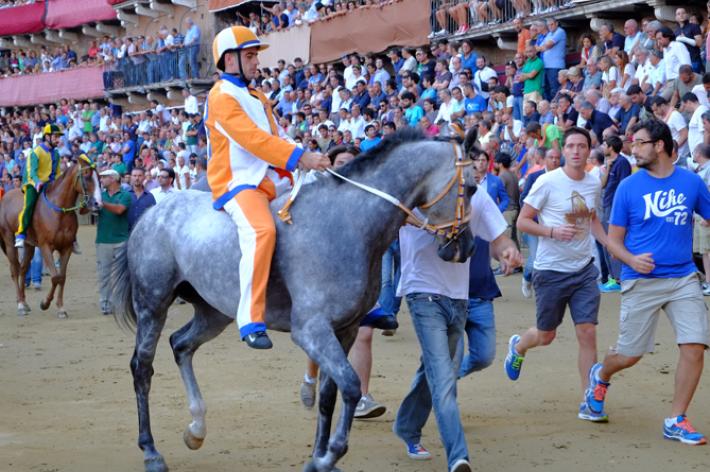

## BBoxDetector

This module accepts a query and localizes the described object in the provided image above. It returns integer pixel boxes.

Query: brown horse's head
[74,154,103,209]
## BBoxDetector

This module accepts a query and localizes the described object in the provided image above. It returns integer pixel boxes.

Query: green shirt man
[521,55,544,96]
[96,168,132,315]
[96,180,132,244]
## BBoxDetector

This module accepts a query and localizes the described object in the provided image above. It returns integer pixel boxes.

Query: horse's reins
[277,143,473,239]
[43,162,94,214]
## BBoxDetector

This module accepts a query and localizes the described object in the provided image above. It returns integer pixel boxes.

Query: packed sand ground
[1,226,710,472]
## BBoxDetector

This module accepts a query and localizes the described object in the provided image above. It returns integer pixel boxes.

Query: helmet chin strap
[236,50,245,82]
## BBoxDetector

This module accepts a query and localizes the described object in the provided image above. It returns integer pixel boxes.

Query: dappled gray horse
[112,130,476,472]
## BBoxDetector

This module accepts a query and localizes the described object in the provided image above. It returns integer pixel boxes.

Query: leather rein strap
[277,142,472,239]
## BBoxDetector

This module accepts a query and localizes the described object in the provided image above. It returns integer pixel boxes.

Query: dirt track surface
[1,226,710,472]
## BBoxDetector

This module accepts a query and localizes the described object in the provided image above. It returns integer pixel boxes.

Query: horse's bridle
[402,143,472,239]
[278,142,473,240]
[43,161,95,214]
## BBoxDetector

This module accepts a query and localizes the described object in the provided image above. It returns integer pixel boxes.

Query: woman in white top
[599,56,619,98]
[614,50,636,91]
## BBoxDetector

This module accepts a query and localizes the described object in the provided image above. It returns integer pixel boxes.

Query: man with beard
[582,120,710,446]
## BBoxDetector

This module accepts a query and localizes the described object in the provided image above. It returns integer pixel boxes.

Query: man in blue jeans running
[394,176,519,472]
[378,239,401,335]
[459,149,520,377]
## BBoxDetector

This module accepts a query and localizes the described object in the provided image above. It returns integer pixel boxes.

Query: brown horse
[0,158,102,318]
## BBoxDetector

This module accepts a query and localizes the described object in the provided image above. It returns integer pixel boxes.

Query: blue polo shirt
[602,155,631,210]
[468,237,502,300]
[611,167,710,280]
[127,189,156,232]
[542,27,567,69]
[614,104,640,135]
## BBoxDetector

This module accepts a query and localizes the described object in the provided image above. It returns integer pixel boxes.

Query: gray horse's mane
[333,128,427,180]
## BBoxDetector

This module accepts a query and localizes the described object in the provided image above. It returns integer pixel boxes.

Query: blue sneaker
[599,278,621,293]
[578,400,608,422]
[663,415,708,445]
[583,363,609,417]
[405,442,432,460]
[504,334,524,380]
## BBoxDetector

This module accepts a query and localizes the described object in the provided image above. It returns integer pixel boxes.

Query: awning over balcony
[0,66,106,107]
[259,24,310,69]
[0,1,46,36]
[46,0,117,30]
[309,0,430,64]
[208,0,252,12]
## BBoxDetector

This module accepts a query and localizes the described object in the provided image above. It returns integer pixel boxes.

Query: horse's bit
[277,142,473,240]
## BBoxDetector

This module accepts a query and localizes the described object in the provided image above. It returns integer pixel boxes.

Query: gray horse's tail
[112,243,137,332]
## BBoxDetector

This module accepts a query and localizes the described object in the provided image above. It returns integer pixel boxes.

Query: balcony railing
[429,0,576,38]
[104,42,214,90]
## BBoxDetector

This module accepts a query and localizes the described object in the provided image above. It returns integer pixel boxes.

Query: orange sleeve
[208,93,303,171]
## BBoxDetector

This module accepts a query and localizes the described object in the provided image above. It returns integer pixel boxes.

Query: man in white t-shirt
[656,26,691,82]
[472,56,497,101]
[505,127,608,421]
[681,93,709,159]
[183,88,198,115]
[652,95,689,158]
[394,179,520,472]
[150,167,176,204]
[174,150,191,190]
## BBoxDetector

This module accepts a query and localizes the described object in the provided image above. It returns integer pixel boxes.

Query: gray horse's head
[416,131,478,264]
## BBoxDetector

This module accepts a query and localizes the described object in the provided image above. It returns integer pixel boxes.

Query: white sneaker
[354,394,386,419]
[521,278,532,298]
[451,458,472,472]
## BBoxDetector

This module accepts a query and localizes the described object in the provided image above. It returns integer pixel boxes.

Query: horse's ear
[463,126,479,156]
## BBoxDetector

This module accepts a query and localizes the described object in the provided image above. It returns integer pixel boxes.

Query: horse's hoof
[57,310,68,320]
[144,456,169,472]
[183,427,205,450]
[40,301,50,311]
[17,308,28,317]
[302,462,317,472]
[23,303,31,313]
[303,461,341,472]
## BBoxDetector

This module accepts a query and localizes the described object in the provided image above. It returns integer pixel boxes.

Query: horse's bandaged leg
[223,183,276,339]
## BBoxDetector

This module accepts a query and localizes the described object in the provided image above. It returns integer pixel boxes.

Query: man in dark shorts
[505,127,608,415]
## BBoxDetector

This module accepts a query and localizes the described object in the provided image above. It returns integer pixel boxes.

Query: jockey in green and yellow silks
[15,123,63,248]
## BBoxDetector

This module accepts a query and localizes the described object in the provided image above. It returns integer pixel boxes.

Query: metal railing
[429,0,576,38]
[104,43,211,90]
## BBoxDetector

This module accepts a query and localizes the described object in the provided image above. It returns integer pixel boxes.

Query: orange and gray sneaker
[663,415,707,445]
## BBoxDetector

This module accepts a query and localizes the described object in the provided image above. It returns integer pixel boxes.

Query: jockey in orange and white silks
[205,26,330,349]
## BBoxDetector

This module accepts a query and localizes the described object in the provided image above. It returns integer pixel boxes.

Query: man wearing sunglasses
[583,120,710,445]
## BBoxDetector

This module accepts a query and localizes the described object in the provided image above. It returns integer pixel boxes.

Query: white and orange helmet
[212,26,269,72]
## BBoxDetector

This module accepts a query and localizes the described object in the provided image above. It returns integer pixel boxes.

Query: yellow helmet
[212,26,269,72]
[43,123,63,136]
[77,153,96,169]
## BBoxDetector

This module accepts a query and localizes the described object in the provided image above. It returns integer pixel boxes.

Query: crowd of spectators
[0,0,35,8]
[236,0,400,33]
[1,91,208,200]
[0,17,201,85]
[0,44,91,77]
